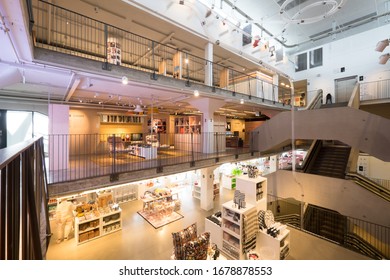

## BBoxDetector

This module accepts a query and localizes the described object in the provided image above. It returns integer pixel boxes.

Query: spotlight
[121,76,128,85]
[240,99,244,104]
[194,90,199,97]
[375,39,389,52]
[379,53,390,65]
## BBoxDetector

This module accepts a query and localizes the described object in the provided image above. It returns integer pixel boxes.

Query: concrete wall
[265,170,390,227]
[254,107,390,162]
[287,226,370,260]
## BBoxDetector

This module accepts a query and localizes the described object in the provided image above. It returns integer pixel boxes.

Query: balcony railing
[31,0,290,106]
[47,132,259,184]
[360,79,390,102]
[268,194,390,259]
[0,137,50,260]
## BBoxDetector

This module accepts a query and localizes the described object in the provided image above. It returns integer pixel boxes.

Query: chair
[107,136,128,157]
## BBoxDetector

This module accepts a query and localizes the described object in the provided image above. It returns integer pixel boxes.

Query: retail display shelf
[75,208,122,245]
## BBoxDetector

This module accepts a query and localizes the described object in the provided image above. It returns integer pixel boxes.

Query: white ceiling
[0,0,389,118]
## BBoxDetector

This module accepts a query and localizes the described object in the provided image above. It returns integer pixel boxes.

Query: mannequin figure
[56,199,75,243]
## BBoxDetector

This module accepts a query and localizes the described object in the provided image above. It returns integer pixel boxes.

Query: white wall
[265,170,390,227]
[130,1,390,99]
[358,154,390,180]
[276,25,390,100]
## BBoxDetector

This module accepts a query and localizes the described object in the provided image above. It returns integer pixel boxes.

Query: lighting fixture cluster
[375,39,390,65]
[280,0,346,25]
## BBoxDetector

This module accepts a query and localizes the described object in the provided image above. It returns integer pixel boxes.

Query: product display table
[128,144,157,159]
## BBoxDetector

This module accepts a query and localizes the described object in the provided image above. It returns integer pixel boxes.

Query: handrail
[0,137,41,168]
[360,78,390,101]
[268,194,390,259]
[306,89,324,110]
[345,172,390,202]
[32,0,291,107]
[297,139,322,173]
[0,137,51,259]
[46,132,258,185]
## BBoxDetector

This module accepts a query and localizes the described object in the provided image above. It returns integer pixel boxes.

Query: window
[309,48,323,68]
[295,53,307,72]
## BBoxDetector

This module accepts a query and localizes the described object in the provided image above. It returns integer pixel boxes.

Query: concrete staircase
[306,142,351,179]
[304,204,347,245]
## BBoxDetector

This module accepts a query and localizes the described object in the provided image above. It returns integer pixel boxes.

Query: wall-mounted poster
[242,24,252,46]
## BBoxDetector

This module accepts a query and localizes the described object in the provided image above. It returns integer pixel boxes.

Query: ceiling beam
[132,32,175,65]
[64,76,80,102]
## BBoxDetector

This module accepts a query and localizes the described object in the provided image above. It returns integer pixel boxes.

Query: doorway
[334,76,357,103]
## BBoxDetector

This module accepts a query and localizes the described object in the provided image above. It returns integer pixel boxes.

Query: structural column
[49,104,69,171]
[272,74,279,102]
[200,167,215,211]
[188,98,225,154]
[204,42,213,86]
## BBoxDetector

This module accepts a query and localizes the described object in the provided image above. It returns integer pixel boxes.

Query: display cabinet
[75,208,122,245]
[128,144,157,159]
[100,113,143,124]
[221,200,255,260]
[256,228,290,260]
[192,181,201,200]
[174,115,201,134]
[236,175,267,211]
[112,184,138,204]
[174,115,202,152]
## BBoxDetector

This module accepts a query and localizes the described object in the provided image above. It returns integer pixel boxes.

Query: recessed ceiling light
[121,76,128,85]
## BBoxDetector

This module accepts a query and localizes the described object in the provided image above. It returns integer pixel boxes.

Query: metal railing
[47,132,259,184]
[31,0,290,105]
[370,177,390,192]
[0,137,51,260]
[268,194,390,259]
[346,172,390,202]
[360,79,390,101]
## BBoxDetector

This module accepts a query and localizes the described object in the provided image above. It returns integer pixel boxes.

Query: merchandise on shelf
[75,203,122,245]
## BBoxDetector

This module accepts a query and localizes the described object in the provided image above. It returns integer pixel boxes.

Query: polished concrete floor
[46,184,237,260]
[46,181,371,260]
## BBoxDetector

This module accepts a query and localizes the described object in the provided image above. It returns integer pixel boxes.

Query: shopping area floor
[47,184,241,260]
[46,178,378,260]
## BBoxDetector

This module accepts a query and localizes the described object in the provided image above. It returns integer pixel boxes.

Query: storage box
[79,233,89,243]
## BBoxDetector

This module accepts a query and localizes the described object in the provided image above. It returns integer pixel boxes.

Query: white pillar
[204,42,213,86]
[188,98,225,153]
[272,74,279,102]
[49,104,69,171]
[200,167,215,211]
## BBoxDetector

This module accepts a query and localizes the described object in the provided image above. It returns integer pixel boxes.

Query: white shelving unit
[221,200,255,260]
[256,228,290,260]
[174,115,202,152]
[128,145,157,159]
[112,184,138,204]
[75,208,122,245]
[192,182,201,200]
[236,174,267,211]
[205,217,222,249]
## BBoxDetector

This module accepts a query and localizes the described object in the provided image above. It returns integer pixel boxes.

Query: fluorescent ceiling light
[221,108,237,112]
